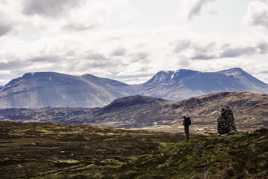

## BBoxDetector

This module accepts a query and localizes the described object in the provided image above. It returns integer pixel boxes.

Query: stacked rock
[217,106,237,135]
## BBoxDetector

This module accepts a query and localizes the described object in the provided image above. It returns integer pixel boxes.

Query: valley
[0,92,267,133]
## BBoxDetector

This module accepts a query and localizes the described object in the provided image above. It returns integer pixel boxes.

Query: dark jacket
[183,117,191,126]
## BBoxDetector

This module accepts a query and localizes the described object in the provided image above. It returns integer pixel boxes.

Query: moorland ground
[0,121,267,179]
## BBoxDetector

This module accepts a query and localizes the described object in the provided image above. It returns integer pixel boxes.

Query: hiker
[217,106,237,135]
[183,116,192,140]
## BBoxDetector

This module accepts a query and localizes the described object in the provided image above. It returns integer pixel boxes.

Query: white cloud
[246,0,268,32]
[0,0,267,85]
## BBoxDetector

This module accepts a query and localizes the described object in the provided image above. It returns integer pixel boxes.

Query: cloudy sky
[0,0,268,84]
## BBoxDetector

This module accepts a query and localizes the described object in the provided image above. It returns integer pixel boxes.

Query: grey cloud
[247,1,268,31]
[192,42,216,59]
[0,56,64,71]
[174,40,217,60]
[63,23,97,32]
[86,61,109,69]
[191,54,216,60]
[177,58,190,68]
[110,48,127,57]
[135,52,149,60]
[174,40,215,55]
[259,70,268,74]
[188,0,216,20]
[174,40,268,60]
[0,22,13,37]
[28,56,63,63]
[84,52,125,70]
[23,0,82,17]
[250,10,268,31]
[219,42,268,59]
[0,61,22,70]
[0,61,29,70]
[83,51,151,75]
[27,53,116,74]
[0,0,7,4]
[174,40,191,53]
[87,53,109,62]
[131,52,150,63]
[258,42,268,54]
[0,47,153,84]
[83,61,127,76]
[220,46,257,58]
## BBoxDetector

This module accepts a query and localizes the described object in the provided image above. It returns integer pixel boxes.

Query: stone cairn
[217,106,237,135]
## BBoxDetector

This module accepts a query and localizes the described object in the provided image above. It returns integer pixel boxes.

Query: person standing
[183,116,192,140]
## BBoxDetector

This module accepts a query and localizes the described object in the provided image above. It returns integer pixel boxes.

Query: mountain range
[0,68,267,108]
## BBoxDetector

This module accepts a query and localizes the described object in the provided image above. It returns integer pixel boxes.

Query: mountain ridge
[0,68,267,108]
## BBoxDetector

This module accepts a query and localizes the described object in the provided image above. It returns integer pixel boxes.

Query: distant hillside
[0,92,267,132]
[84,92,268,130]
[170,92,268,132]
[0,72,132,108]
[0,68,267,108]
[140,68,268,100]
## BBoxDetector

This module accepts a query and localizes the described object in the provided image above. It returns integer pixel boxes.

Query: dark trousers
[184,126,190,140]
